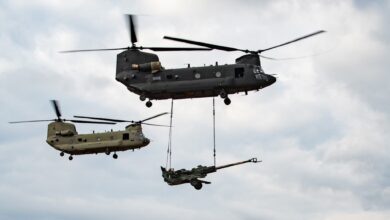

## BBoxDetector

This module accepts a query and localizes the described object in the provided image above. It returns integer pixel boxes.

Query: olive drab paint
[46,122,149,156]
[9,100,167,160]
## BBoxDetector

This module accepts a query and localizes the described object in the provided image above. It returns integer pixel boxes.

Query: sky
[0,0,389,219]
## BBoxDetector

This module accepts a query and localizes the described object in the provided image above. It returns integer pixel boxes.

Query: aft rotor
[60,15,211,54]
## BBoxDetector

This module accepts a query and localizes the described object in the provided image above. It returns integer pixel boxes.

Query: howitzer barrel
[199,166,217,174]
[216,158,259,170]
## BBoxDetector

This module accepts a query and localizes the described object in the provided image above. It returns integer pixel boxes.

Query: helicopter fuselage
[115,50,276,105]
[46,122,150,156]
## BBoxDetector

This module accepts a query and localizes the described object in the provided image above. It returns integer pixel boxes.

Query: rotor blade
[59,47,129,53]
[60,47,211,53]
[164,36,246,52]
[51,100,61,120]
[73,115,134,123]
[9,119,55,124]
[141,122,171,127]
[68,119,116,125]
[127,14,138,45]
[142,47,212,51]
[259,54,277,60]
[258,30,326,53]
[140,112,169,123]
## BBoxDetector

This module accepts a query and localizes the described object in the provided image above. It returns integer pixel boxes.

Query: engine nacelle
[131,61,162,73]
[55,129,75,137]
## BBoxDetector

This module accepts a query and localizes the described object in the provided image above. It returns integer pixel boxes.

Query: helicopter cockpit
[253,66,265,80]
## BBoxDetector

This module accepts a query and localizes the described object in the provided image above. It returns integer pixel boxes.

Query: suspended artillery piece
[9,100,168,160]
[61,15,325,107]
[161,158,260,190]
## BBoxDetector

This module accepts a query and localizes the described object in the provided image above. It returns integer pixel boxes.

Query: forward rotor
[163,30,326,59]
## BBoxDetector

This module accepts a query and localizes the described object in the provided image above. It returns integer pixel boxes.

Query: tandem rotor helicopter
[9,100,168,160]
[61,15,325,107]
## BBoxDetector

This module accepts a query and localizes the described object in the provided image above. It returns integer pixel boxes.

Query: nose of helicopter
[269,74,277,84]
[266,74,277,86]
[143,138,150,145]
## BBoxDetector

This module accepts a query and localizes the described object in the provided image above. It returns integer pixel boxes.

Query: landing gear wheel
[139,94,146,101]
[224,97,231,105]
[113,153,118,159]
[146,100,152,108]
[60,152,64,157]
[68,155,73,161]
[219,90,227,99]
[105,149,110,155]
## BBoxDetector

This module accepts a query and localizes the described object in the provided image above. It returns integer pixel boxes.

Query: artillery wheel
[113,153,118,159]
[190,180,203,190]
[224,97,231,105]
[146,101,152,108]
[60,152,64,157]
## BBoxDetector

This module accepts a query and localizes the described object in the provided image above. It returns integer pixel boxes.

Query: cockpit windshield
[253,66,264,74]
[253,66,264,80]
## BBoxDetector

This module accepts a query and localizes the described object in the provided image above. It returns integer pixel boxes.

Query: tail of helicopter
[116,50,161,74]
[47,121,78,138]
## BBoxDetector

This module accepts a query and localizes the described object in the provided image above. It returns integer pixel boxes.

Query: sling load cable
[165,99,174,170]
[213,97,216,167]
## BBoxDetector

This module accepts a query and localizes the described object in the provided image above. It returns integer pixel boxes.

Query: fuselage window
[166,74,173,80]
[123,133,129,140]
[235,68,244,78]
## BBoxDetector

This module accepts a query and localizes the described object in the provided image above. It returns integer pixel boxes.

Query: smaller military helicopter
[161,158,259,190]
[9,100,168,160]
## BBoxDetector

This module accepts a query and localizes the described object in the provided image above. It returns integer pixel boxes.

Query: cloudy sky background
[1,0,389,219]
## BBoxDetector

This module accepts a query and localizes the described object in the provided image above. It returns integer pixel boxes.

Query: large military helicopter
[9,100,168,160]
[61,15,325,107]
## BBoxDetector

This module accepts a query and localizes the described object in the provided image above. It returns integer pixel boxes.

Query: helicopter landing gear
[105,148,110,155]
[219,90,227,99]
[146,100,152,108]
[113,153,118,159]
[60,152,64,157]
[219,89,231,105]
[190,180,203,190]
[139,94,146,101]
[68,155,73,161]
[224,97,231,105]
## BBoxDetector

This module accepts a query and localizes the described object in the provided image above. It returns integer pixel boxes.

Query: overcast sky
[1,0,389,219]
